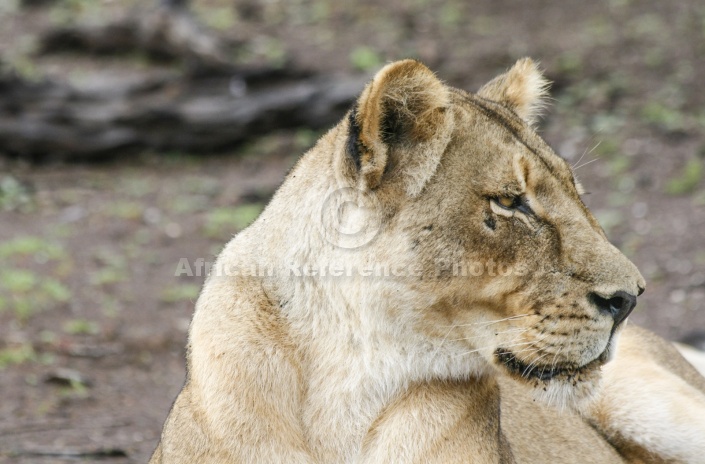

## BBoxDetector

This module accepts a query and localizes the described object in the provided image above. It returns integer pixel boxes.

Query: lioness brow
[451,89,577,192]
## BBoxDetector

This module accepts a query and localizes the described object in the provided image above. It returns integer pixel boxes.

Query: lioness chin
[152,59,705,464]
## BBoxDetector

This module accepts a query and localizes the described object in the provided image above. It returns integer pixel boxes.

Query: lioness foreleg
[586,325,705,464]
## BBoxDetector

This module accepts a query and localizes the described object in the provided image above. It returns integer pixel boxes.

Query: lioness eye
[497,195,521,209]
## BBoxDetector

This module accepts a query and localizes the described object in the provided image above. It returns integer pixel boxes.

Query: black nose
[589,290,638,326]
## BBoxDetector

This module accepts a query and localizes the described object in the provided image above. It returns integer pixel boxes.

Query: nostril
[589,291,638,326]
[607,295,627,311]
[590,293,612,315]
[637,285,645,296]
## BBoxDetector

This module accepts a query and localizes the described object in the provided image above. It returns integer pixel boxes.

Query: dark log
[21,0,59,7]
[0,66,368,161]
[9,448,128,459]
[161,0,190,8]
[2,2,370,162]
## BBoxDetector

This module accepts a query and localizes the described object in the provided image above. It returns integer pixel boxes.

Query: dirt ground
[1,0,705,462]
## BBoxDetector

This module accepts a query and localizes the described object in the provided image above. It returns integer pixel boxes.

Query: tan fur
[151,59,705,464]
[477,58,550,127]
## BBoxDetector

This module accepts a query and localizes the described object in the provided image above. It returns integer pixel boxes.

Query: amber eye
[497,195,521,209]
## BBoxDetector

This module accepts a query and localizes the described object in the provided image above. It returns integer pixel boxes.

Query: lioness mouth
[495,348,608,382]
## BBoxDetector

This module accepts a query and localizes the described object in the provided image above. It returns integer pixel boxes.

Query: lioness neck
[218,128,488,462]
[276,279,486,462]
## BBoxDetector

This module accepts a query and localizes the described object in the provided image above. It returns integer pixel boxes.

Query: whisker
[447,327,528,343]
[540,347,563,380]
[521,352,551,378]
[476,313,534,326]
[444,313,533,328]
[432,321,459,359]
[571,140,601,169]
[573,157,599,171]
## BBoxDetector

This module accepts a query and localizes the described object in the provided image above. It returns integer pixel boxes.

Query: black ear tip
[346,107,361,170]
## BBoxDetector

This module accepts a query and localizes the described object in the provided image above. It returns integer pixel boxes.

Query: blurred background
[1,0,704,461]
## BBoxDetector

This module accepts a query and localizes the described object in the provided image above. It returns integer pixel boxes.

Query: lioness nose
[589,290,637,326]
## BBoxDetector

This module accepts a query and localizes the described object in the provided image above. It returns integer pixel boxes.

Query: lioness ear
[348,60,452,194]
[477,58,550,127]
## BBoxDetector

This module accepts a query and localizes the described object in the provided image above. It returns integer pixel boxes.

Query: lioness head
[307,59,645,408]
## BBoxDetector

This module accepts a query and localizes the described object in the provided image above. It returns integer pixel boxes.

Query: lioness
[152,59,705,463]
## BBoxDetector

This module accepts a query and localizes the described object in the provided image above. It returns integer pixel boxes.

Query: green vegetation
[349,46,382,72]
[204,203,264,238]
[107,201,144,220]
[160,283,202,304]
[234,36,286,67]
[665,158,703,195]
[0,236,65,261]
[0,270,71,321]
[89,267,128,287]
[640,101,686,133]
[90,248,129,287]
[197,6,237,31]
[0,344,36,369]
[0,175,33,212]
[0,237,71,322]
[606,156,631,176]
[439,3,462,27]
[593,137,620,159]
[63,318,100,335]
